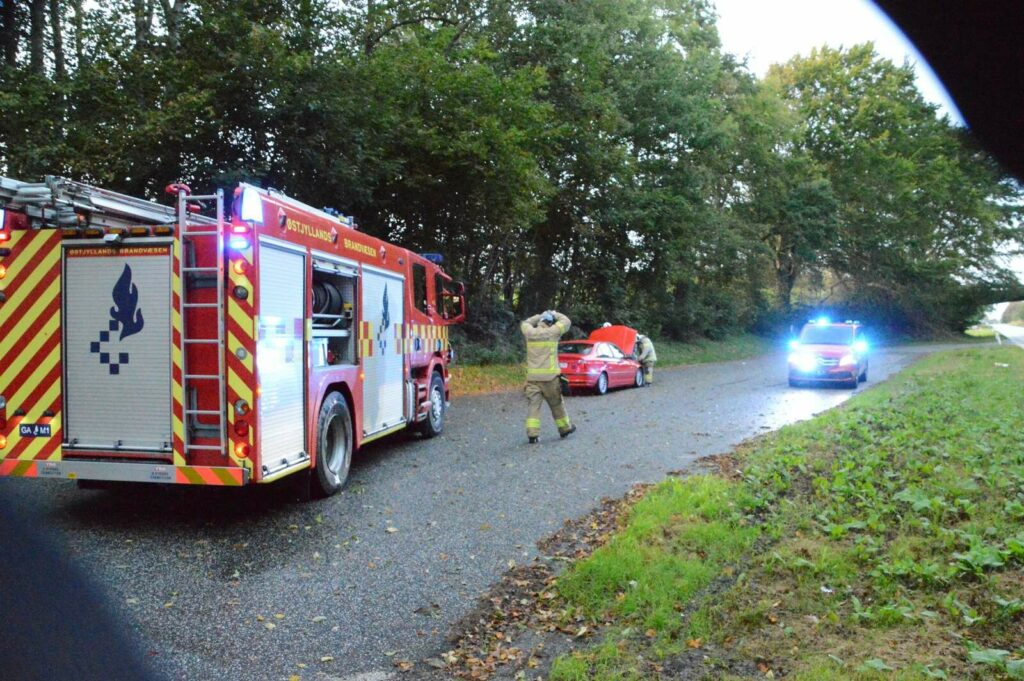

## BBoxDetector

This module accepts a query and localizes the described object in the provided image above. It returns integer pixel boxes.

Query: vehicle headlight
[839,354,857,366]
[789,352,818,372]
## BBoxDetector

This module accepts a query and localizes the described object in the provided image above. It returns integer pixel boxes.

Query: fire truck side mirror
[443,282,466,324]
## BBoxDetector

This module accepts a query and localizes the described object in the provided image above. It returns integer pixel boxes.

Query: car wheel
[634,368,644,388]
[312,392,353,498]
[596,372,609,395]
[845,375,859,389]
[859,364,868,383]
[418,371,446,438]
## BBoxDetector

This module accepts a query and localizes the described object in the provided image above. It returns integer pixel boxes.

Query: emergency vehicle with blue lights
[787,318,869,389]
[0,176,464,496]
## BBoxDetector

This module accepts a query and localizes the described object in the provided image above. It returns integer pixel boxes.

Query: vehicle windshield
[799,325,854,345]
[559,342,593,355]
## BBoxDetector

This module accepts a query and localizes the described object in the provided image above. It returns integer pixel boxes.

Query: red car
[558,325,645,395]
[788,319,870,389]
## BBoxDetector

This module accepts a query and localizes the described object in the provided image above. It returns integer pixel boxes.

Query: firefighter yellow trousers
[524,378,572,437]
[643,362,654,384]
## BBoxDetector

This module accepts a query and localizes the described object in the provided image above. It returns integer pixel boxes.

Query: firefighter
[637,334,657,385]
[521,310,576,443]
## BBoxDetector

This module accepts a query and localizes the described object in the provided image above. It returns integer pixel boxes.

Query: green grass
[547,346,1024,680]
[965,326,996,338]
[452,334,775,395]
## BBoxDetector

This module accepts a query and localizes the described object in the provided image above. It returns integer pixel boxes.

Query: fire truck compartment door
[63,246,173,451]
[257,243,307,471]
[361,267,406,437]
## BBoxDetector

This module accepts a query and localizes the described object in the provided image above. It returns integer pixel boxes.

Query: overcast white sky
[713,0,963,123]
[713,0,1024,287]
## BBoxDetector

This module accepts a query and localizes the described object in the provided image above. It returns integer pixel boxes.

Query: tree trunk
[49,0,65,80]
[1,0,19,68]
[29,0,46,75]
[133,0,154,52]
[158,0,183,51]
[71,0,83,65]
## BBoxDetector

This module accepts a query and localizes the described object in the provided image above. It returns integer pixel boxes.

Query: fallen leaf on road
[686,638,702,649]
[126,598,139,605]
[320,656,334,663]
[264,623,276,631]
[395,660,413,672]
[274,613,285,620]
[424,658,446,669]
[386,527,398,533]
[311,616,327,623]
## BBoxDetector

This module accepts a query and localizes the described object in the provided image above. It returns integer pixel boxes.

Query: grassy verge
[548,346,1024,680]
[450,334,775,396]
[965,326,996,338]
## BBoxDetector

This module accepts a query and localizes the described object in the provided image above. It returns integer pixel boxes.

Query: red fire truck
[0,176,465,496]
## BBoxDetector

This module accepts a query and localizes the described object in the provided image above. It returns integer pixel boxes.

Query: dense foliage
[1,0,1020,340]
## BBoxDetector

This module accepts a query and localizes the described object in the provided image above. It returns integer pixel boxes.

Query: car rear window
[559,342,593,355]
[800,325,854,345]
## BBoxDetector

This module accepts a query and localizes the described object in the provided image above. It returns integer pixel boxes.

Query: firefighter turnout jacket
[521,312,571,381]
[637,335,657,364]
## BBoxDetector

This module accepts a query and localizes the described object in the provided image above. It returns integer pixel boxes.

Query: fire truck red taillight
[235,442,251,458]
[0,435,7,450]
[234,420,249,437]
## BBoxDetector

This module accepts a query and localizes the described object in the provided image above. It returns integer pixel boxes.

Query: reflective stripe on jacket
[521,312,570,381]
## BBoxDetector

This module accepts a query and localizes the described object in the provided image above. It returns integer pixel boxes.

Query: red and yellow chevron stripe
[226,246,256,476]
[0,230,63,465]
[171,239,186,466]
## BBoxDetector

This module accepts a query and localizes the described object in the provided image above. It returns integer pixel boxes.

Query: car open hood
[588,325,638,356]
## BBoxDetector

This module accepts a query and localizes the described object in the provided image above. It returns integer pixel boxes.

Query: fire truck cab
[0,176,465,496]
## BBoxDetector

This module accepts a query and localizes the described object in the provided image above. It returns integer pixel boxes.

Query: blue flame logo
[90,264,145,375]
[376,285,390,354]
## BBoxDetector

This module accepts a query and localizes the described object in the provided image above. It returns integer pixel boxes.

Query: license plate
[19,423,52,437]
[559,362,568,369]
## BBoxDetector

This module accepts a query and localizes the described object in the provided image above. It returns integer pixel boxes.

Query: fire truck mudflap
[63,244,174,452]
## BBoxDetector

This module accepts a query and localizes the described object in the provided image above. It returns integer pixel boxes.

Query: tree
[768,44,1023,333]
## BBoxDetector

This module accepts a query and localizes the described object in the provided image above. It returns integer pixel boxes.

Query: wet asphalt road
[0,343,973,681]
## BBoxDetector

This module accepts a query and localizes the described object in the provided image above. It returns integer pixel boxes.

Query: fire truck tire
[313,392,353,497]
[419,371,446,438]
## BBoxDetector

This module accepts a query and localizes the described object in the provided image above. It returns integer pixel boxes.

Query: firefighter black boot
[528,436,539,444]
[560,425,577,439]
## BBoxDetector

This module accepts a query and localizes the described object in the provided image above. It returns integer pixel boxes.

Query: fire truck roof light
[815,316,830,325]
[422,253,444,264]
[240,187,263,224]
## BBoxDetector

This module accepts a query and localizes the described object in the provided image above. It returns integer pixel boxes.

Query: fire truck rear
[0,176,465,496]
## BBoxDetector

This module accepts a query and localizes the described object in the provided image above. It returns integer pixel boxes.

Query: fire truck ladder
[176,189,229,458]
[0,175,204,230]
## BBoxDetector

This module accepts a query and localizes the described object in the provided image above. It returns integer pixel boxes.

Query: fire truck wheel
[313,392,353,497]
[419,371,446,438]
